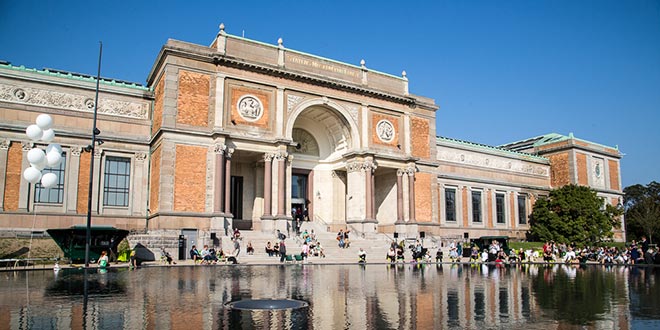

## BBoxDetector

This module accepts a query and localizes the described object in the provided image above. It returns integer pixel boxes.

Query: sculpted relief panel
[0,83,149,119]
[437,148,549,177]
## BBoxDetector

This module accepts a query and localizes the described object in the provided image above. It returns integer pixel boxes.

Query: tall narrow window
[103,156,131,207]
[34,153,66,204]
[518,195,527,224]
[496,193,506,224]
[471,191,482,223]
[445,188,456,222]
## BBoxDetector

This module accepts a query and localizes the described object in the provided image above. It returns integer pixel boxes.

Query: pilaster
[18,141,32,211]
[91,148,102,213]
[0,139,9,210]
[132,152,148,216]
[66,146,82,214]
[213,74,226,128]
[346,160,366,222]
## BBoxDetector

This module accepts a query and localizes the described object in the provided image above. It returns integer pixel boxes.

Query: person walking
[279,239,288,263]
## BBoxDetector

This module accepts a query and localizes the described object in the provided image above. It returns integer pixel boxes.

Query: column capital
[264,152,275,162]
[362,160,377,172]
[406,165,417,176]
[134,152,147,162]
[397,169,406,176]
[93,147,103,158]
[346,161,363,173]
[0,139,10,150]
[214,143,226,154]
[225,147,235,159]
[21,141,33,151]
[70,146,83,157]
[275,151,288,161]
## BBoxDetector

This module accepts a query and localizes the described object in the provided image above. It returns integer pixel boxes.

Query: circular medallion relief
[376,120,395,143]
[594,163,602,178]
[237,95,263,122]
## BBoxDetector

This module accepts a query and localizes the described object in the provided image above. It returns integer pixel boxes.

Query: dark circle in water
[226,299,308,311]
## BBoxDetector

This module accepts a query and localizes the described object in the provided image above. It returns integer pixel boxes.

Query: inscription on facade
[287,54,359,78]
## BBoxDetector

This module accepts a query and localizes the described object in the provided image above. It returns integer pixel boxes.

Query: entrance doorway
[291,173,308,228]
[230,176,243,220]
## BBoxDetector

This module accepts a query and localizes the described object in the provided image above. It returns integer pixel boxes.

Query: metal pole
[84,42,102,268]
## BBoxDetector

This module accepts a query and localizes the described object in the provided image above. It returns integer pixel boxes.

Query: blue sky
[1,0,658,187]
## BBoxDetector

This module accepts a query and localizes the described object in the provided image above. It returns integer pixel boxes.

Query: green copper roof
[437,136,549,162]
[500,133,620,153]
[0,62,149,91]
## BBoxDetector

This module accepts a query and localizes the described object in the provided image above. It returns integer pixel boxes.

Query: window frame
[471,190,482,223]
[517,194,527,225]
[495,193,506,224]
[33,152,67,204]
[445,187,457,222]
[102,156,131,207]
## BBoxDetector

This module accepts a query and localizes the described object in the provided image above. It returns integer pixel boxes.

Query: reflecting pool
[1,264,660,329]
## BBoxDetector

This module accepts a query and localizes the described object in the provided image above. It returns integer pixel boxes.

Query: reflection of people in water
[98,251,109,269]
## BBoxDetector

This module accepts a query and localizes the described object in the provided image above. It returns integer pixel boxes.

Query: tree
[624,181,660,244]
[528,184,621,244]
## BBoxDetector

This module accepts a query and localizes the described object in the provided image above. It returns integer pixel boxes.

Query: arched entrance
[286,100,358,229]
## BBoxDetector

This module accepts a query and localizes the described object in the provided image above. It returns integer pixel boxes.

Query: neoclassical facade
[0,26,625,241]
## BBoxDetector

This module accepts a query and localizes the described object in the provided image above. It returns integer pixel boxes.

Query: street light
[84,42,103,268]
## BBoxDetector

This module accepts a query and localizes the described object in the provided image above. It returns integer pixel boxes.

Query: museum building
[0,26,625,243]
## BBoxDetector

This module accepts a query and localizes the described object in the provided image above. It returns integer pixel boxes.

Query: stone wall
[548,152,570,187]
[411,117,430,159]
[149,144,162,214]
[414,172,433,222]
[608,159,620,190]
[576,152,588,185]
[152,78,164,135]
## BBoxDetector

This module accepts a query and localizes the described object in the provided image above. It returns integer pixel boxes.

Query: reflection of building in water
[1,265,635,329]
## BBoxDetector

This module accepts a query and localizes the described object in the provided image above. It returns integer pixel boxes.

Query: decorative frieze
[437,149,549,176]
[0,83,149,119]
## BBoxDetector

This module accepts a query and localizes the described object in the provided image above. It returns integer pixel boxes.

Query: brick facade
[414,172,432,222]
[152,78,164,135]
[77,152,91,213]
[177,70,210,127]
[411,117,430,159]
[576,152,588,185]
[608,159,620,191]
[548,153,570,187]
[149,145,162,214]
[173,144,207,212]
[3,142,22,211]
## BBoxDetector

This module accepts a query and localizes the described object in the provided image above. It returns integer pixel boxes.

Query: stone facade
[0,27,625,242]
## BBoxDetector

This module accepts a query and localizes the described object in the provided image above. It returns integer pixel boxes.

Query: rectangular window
[445,188,456,222]
[103,156,131,207]
[518,195,527,224]
[34,153,66,204]
[471,191,482,223]
[496,193,506,224]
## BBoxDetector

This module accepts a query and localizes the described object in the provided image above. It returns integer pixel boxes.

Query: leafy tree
[528,184,621,244]
[624,181,660,244]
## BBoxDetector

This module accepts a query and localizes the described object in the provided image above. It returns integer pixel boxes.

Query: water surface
[1,264,659,329]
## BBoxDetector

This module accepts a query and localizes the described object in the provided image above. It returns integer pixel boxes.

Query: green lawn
[509,242,544,251]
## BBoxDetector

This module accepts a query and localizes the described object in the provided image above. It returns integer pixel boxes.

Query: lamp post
[84,42,103,268]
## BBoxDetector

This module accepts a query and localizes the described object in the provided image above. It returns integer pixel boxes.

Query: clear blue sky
[1,0,658,187]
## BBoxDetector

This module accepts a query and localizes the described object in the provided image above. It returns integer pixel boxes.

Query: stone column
[213,144,225,214]
[396,169,404,223]
[0,139,10,210]
[346,160,366,222]
[407,166,416,223]
[365,163,373,221]
[223,148,234,217]
[262,153,274,218]
[275,152,287,217]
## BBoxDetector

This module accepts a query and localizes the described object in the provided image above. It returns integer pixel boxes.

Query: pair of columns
[262,152,290,219]
[213,144,234,216]
[396,166,416,223]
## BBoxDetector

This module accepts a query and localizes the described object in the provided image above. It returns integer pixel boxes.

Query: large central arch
[285,98,360,226]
